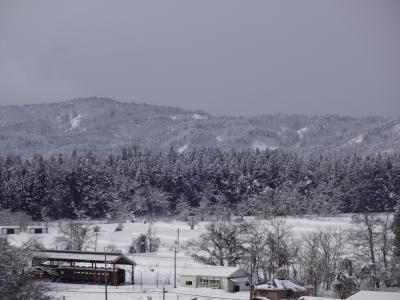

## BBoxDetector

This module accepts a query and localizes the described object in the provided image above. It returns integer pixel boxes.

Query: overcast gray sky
[0,0,399,117]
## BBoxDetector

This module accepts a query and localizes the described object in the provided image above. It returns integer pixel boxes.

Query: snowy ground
[6,215,354,300]
[47,285,337,300]
[48,285,252,300]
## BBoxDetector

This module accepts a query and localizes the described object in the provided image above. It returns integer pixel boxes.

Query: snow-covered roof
[0,226,20,229]
[229,276,249,283]
[347,291,400,300]
[256,278,307,292]
[256,282,282,290]
[27,226,48,229]
[303,297,335,300]
[34,250,136,265]
[179,266,247,278]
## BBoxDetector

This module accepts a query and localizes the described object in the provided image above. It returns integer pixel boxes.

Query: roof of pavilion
[33,249,136,266]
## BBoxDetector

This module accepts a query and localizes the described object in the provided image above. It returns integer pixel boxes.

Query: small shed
[27,226,48,234]
[0,226,21,235]
[180,266,249,292]
[254,278,312,300]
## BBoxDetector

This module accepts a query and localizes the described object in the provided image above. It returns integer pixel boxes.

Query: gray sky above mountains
[0,0,399,117]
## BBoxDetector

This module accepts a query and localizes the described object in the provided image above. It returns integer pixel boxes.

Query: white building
[27,226,48,234]
[179,266,249,292]
[0,226,21,235]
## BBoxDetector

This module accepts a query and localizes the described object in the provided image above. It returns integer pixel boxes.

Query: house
[347,290,400,300]
[179,266,249,292]
[0,226,21,235]
[27,226,48,234]
[253,278,312,300]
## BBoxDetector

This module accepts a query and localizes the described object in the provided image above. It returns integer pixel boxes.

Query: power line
[134,255,194,260]
[167,290,244,300]
[54,289,161,294]
[56,289,245,300]
[131,264,231,269]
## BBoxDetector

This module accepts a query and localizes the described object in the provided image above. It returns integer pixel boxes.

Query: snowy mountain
[0,97,399,156]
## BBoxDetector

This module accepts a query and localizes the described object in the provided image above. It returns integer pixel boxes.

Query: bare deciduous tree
[56,221,93,250]
[318,227,348,290]
[351,213,380,265]
[242,221,270,282]
[300,227,348,292]
[146,223,160,253]
[302,232,323,293]
[186,214,199,230]
[351,212,395,288]
[190,219,251,266]
[263,218,296,279]
[131,223,160,253]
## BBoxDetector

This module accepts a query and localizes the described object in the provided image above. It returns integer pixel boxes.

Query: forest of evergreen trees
[0,147,399,221]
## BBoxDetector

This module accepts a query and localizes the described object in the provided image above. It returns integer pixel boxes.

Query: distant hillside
[0,97,399,157]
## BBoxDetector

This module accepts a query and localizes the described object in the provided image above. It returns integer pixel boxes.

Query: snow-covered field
[7,215,354,300]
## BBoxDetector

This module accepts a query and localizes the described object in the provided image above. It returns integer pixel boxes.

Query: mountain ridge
[0,97,399,157]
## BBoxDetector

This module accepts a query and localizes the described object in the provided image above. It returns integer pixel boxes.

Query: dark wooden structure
[57,266,125,285]
[32,250,136,286]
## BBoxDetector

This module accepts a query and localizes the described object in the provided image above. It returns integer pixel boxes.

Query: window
[197,278,221,288]
[186,281,192,286]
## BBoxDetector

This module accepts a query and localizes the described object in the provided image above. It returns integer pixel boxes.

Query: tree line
[0,147,399,220]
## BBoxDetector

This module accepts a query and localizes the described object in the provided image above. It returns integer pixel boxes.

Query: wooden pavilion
[32,249,136,286]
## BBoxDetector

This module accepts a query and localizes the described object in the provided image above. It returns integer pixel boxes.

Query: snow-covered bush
[115,223,124,231]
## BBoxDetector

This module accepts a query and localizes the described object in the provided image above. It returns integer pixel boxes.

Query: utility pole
[156,272,159,288]
[174,247,177,288]
[95,230,98,252]
[104,251,108,300]
[249,248,254,300]
[177,229,180,250]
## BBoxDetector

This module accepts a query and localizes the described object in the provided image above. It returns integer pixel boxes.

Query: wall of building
[180,275,250,293]
[28,227,48,234]
[0,227,20,234]
[229,280,249,292]
[180,275,229,291]
[180,275,198,288]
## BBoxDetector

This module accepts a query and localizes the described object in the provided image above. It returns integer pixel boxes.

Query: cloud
[0,0,399,116]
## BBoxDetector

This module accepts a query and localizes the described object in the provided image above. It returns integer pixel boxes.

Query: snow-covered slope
[0,97,399,157]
